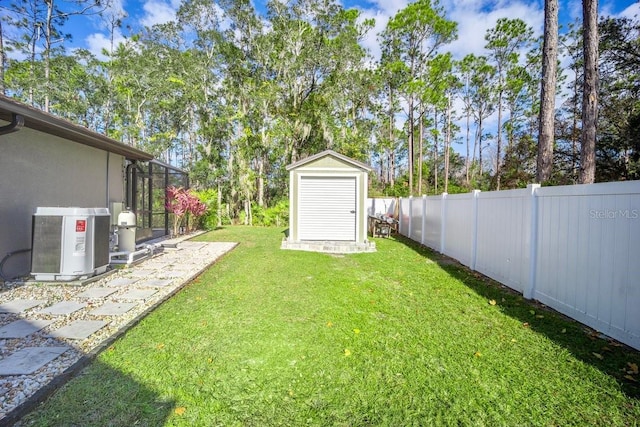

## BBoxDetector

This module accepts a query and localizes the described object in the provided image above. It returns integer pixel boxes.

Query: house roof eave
[286,149,372,172]
[0,95,154,161]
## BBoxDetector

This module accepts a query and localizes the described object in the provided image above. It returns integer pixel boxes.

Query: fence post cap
[527,183,541,195]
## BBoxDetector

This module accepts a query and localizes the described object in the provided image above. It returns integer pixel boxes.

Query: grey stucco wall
[0,125,126,279]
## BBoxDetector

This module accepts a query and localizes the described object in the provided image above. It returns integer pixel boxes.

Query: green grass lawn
[20,226,640,426]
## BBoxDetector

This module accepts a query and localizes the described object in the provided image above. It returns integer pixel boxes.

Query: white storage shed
[282,150,375,253]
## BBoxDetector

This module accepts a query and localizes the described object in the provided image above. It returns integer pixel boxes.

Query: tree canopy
[1,0,637,221]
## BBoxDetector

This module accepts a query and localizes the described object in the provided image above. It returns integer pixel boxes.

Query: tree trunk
[0,20,5,95]
[580,0,599,184]
[244,198,252,226]
[390,150,395,187]
[408,96,415,195]
[418,104,424,195]
[103,14,120,134]
[29,24,37,106]
[44,0,54,113]
[217,181,222,228]
[536,0,559,184]
[571,73,579,183]
[444,95,451,193]
[496,89,503,190]
[478,115,484,177]
[433,109,438,194]
[465,102,471,186]
[388,85,395,186]
[257,155,265,207]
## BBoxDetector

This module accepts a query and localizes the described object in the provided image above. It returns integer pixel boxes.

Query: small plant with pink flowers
[165,186,207,236]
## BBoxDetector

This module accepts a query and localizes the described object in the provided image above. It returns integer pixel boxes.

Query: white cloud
[140,0,181,27]
[80,0,128,58]
[367,0,409,16]
[566,0,583,22]
[357,9,389,62]
[617,1,640,19]
[104,0,127,20]
[445,0,544,60]
[353,0,408,62]
[85,30,127,59]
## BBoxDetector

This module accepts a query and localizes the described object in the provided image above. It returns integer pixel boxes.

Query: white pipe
[109,243,162,266]
[109,247,148,265]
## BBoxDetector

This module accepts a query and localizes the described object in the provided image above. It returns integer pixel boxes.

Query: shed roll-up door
[298,176,356,241]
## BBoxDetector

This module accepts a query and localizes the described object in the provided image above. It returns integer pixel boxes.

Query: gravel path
[0,239,237,424]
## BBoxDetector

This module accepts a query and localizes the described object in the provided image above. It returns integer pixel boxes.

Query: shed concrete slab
[0,299,47,314]
[90,302,137,316]
[0,346,69,376]
[0,319,54,339]
[37,301,87,315]
[49,320,108,340]
[77,288,118,299]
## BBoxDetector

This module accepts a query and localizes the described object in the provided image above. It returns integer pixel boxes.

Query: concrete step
[281,240,376,254]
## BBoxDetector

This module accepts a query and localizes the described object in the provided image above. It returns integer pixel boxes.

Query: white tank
[117,211,137,252]
[118,211,136,226]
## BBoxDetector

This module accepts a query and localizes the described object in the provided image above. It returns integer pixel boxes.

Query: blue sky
[70,0,640,62]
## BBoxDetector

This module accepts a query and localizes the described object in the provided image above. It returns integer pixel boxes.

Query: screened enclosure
[126,160,189,241]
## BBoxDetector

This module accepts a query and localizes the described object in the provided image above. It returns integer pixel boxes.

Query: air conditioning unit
[31,207,111,281]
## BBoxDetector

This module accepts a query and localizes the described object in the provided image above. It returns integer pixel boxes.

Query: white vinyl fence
[367,198,396,217]
[368,180,640,350]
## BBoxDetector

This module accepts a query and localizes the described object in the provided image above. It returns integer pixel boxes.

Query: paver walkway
[0,238,237,424]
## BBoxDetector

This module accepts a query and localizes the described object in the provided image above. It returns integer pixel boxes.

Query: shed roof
[286,150,372,172]
[0,94,153,161]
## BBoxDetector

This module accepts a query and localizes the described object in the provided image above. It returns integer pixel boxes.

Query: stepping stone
[0,299,47,313]
[179,242,207,250]
[138,279,174,288]
[139,265,167,272]
[169,263,196,271]
[157,270,184,279]
[77,288,118,299]
[90,302,137,316]
[50,320,108,340]
[117,289,157,301]
[0,319,54,339]
[0,346,69,376]
[37,301,87,315]
[107,278,138,287]
[126,269,157,278]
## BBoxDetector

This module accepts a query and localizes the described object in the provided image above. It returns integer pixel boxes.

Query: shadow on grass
[13,357,176,426]
[392,233,640,400]
[1,314,176,426]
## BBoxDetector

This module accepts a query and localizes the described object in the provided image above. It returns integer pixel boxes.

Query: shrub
[191,189,219,230]
[252,200,289,227]
[166,186,207,235]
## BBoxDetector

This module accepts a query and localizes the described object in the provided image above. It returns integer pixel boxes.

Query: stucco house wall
[0,95,152,280]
